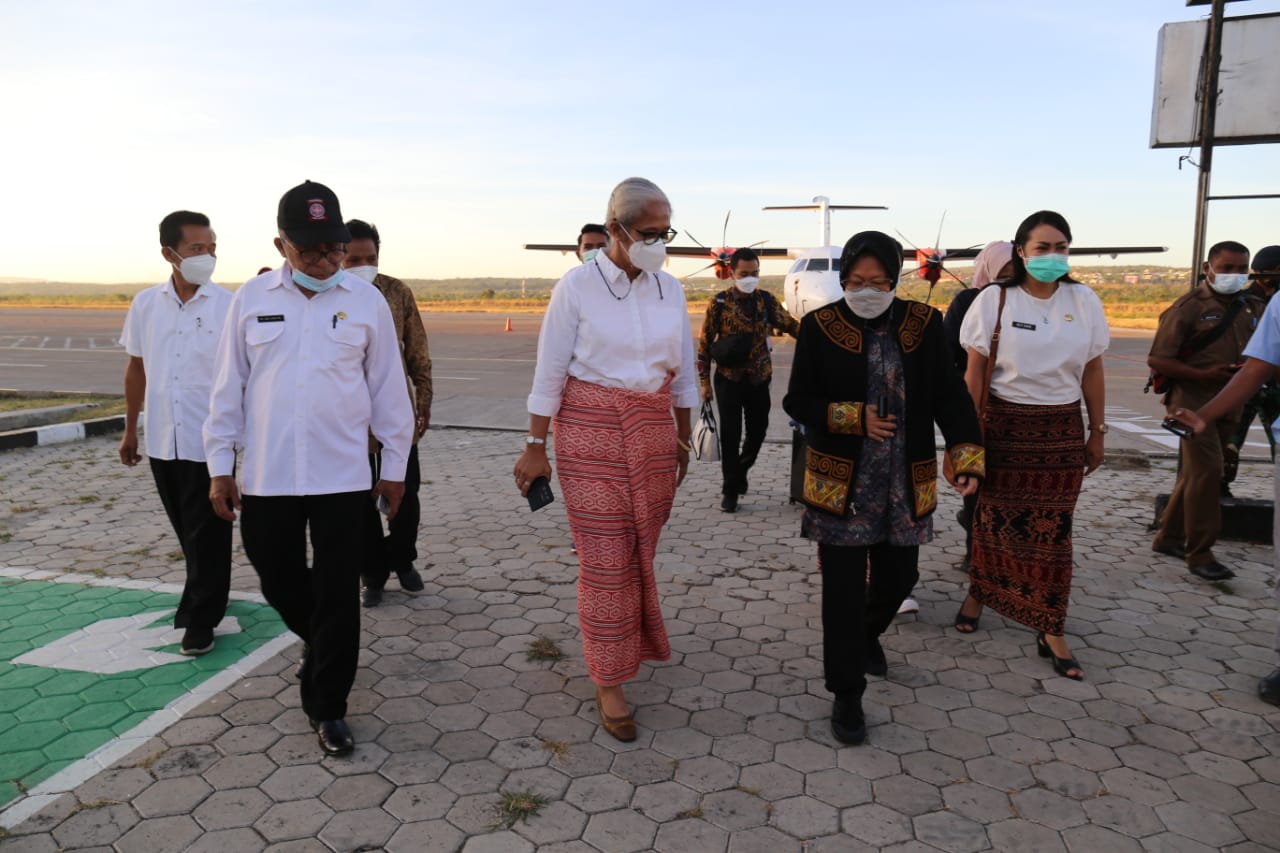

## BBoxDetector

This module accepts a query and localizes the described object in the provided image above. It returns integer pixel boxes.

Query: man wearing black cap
[204,180,414,755]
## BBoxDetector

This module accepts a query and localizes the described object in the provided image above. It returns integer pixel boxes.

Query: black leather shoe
[1153,542,1187,559]
[395,566,425,592]
[311,718,354,755]
[831,696,866,745]
[720,494,738,513]
[1259,669,1280,707]
[1190,561,1234,581]
[361,585,383,607]
[295,644,310,681]
[180,628,215,656]
[865,638,888,677]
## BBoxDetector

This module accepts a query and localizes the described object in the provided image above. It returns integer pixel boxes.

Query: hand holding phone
[527,476,555,511]
[1161,416,1195,439]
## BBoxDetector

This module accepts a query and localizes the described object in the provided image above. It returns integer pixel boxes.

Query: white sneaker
[896,597,920,616]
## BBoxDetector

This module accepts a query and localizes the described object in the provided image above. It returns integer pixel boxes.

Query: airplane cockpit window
[805,259,830,271]
[789,259,807,274]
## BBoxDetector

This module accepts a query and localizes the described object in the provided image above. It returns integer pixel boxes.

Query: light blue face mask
[292,267,342,293]
[1025,253,1070,283]
[581,249,600,264]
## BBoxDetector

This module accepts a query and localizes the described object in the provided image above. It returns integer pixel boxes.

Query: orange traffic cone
[504,317,513,332]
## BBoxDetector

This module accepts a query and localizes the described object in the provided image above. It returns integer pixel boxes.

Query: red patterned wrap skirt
[554,376,677,685]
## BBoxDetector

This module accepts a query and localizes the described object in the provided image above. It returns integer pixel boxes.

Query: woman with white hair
[514,177,699,741]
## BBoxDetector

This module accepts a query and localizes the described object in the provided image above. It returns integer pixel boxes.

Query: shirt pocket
[246,321,285,348]
[324,323,365,369]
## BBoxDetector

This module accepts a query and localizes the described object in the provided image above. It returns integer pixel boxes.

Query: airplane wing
[524,244,790,258]
[904,246,1168,261]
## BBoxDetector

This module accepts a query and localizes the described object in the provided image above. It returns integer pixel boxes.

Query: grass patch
[11,505,37,513]
[75,495,99,504]
[166,550,184,562]
[525,636,565,663]
[677,803,704,819]
[0,393,128,421]
[0,532,11,544]
[491,790,548,829]
[539,738,570,761]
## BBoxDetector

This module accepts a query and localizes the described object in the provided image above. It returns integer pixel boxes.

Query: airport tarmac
[0,307,1272,459]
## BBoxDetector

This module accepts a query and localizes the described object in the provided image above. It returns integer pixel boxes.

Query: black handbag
[710,333,754,367]
[709,292,759,367]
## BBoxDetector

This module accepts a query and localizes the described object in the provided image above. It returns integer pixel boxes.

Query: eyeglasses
[287,241,347,265]
[842,277,895,292]
[622,224,678,246]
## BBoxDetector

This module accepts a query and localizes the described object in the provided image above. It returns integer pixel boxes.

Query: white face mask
[843,288,894,319]
[172,252,216,286]
[621,226,667,274]
[734,276,759,294]
[1208,271,1249,295]
[345,265,378,283]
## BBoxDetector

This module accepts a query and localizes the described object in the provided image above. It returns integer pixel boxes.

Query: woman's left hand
[1085,431,1104,475]
[954,474,979,497]
[676,448,689,487]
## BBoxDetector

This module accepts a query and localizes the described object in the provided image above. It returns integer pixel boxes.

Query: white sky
[3,0,1280,284]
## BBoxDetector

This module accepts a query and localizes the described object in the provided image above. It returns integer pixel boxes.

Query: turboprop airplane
[524,197,1168,319]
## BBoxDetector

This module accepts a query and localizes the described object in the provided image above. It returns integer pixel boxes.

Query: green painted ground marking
[0,570,290,823]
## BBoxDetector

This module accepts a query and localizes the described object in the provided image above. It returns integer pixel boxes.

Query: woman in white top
[513,177,699,741]
[954,210,1109,681]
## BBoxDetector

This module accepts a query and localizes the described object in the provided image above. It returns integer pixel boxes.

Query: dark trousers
[818,542,920,699]
[363,443,422,588]
[148,458,232,631]
[714,374,771,495]
[241,492,365,721]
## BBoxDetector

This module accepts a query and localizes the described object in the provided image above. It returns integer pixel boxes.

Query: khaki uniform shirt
[1149,283,1261,413]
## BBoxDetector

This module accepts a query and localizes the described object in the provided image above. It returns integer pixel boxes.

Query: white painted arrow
[13,610,242,674]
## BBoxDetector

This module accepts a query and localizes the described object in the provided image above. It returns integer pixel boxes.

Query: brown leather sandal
[596,686,637,742]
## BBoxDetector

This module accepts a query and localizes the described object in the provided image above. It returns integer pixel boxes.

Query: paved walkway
[1,431,1278,852]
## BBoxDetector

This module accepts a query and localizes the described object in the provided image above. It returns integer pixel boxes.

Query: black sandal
[953,597,981,634]
[1037,632,1084,681]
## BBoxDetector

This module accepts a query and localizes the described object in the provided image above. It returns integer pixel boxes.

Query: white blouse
[959,283,1109,406]
[527,250,700,417]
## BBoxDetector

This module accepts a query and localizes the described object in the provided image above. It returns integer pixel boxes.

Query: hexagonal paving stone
[583,809,659,853]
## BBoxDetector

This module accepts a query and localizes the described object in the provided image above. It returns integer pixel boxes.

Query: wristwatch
[1089,423,1108,434]
[525,436,546,445]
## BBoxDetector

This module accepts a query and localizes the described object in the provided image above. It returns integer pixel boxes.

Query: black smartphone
[527,476,555,511]
[1161,417,1194,439]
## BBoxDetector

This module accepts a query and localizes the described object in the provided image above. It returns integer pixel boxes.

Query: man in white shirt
[119,210,233,657]
[204,181,414,756]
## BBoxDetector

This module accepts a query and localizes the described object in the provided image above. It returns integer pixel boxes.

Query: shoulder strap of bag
[977,286,1007,422]
[1181,294,1247,358]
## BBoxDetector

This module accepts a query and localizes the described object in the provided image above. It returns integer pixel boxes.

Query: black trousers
[362,442,422,588]
[818,542,920,700]
[714,374,771,495]
[148,458,232,631]
[241,491,365,721]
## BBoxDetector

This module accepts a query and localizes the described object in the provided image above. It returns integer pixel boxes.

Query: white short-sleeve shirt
[959,283,1109,405]
[120,280,233,461]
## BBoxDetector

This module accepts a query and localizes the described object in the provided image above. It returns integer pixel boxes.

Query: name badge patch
[1199,313,1223,322]
[257,314,285,323]
[1012,321,1037,331]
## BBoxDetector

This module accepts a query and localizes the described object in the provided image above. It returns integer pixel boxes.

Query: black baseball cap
[1253,245,1280,273]
[277,180,351,246]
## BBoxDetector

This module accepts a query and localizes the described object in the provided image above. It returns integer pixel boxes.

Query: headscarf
[970,240,1014,289]
[839,231,904,289]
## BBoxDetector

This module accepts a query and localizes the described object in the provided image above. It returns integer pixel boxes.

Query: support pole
[1189,0,1227,287]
